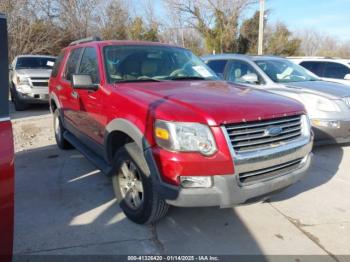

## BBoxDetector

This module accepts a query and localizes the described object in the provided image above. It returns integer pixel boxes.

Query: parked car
[289,57,350,86]
[49,37,313,224]
[203,54,350,145]
[9,54,56,111]
[0,14,14,262]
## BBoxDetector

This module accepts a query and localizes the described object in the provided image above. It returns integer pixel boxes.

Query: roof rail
[69,36,101,46]
[287,56,338,60]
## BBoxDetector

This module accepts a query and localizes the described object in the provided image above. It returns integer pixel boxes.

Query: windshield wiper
[168,76,207,81]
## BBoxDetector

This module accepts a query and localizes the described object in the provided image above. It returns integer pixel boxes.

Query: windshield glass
[103,45,218,83]
[16,57,56,70]
[254,59,318,83]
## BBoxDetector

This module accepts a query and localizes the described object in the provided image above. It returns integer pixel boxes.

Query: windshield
[254,59,318,83]
[16,57,56,70]
[103,45,218,83]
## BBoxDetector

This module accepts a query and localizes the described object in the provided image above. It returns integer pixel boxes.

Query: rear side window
[51,52,64,77]
[205,60,228,77]
[300,61,324,76]
[323,62,350,79]
[64,48,82,81]
[78,47,99,84]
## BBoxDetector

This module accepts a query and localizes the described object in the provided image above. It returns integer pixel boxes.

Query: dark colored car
[0,14,15,262]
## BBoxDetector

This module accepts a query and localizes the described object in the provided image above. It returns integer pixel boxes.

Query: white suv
[289,57,350,86]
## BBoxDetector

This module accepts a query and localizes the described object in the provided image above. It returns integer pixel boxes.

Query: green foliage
[129,17,159,41]
[238,11,260,54]
[265,23,301,56]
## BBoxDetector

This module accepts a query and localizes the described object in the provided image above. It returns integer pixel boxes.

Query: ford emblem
[265,126,283,137]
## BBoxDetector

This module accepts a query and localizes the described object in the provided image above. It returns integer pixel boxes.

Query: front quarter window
[103,45,218,83]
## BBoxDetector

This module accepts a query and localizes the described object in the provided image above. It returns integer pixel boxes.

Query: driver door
[74,47,105,146]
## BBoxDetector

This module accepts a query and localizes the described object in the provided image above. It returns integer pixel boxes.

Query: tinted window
[206,60,228,77]
[16,57,56,70]
[64,48,82,81]
[51,52,65,77]
[324,62,350,79]
[226,60,264,85]
[300,61,324,76]
[103,45,218,83]
[78,47,99,84]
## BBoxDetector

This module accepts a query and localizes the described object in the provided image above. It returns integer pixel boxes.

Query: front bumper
[16,89,49,103]
[166,152,312,207]
[312,119,350,144]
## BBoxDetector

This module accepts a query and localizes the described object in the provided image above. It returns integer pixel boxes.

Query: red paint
[0,120,14,261]
[50,41,305,186]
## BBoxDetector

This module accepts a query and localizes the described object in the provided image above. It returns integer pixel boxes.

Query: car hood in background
[284,80,350,99]
[15,69,52,78]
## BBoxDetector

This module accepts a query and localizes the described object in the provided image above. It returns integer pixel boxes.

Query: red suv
[49,37,313,224]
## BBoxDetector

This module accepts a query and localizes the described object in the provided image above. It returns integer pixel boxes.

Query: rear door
[205,59,228,78]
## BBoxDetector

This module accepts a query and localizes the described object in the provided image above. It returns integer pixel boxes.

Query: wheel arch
[49,93,61,113]
[105,119,151,163]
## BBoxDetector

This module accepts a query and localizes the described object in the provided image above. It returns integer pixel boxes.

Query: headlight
[300,93,340,114]
[301,114,311,138]
[16,75,30,85]
[154,120,217,156]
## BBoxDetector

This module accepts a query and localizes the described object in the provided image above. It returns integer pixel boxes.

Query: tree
[297,29,350,58]
[165,0,257,54]
[265,23,301,56]
[98,0,129,40]
[128,16,159,41]
[238,11,260,54]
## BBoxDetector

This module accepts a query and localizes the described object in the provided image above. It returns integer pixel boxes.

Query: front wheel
[12,90,28,111]
[112,143,169,224]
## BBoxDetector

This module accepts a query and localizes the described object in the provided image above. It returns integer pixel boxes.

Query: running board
[63,131,113,176]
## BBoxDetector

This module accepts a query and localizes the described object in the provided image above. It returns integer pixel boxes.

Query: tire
[13,91,28,111]
[112,142,169,224]
[53,109,72,150]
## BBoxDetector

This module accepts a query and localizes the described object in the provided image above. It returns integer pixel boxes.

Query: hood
[119,80,305,126]
[284,80,350,99]
[15,69,52,78]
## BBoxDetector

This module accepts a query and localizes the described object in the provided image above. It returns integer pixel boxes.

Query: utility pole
[258,0,265,55]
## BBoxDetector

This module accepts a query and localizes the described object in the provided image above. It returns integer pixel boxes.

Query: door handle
[71,91,79,99]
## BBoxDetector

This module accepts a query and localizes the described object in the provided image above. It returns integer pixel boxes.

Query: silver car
[9,55,56,111]
[202,54,350,144]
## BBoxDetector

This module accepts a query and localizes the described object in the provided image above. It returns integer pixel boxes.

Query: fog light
[180,176,213,188]
[312,119,340,129]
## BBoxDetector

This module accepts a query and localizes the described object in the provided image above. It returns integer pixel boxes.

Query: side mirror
[240,73,259,84]
[72,74,98,91]
[344,74,350,80]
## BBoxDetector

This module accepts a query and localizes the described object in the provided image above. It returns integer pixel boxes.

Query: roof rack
[69,36,101,46]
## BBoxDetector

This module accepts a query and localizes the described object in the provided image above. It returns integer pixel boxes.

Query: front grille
[239,158,303,184]
[30,77,49,87]
[343,97,350,108]
[225,115,302,153]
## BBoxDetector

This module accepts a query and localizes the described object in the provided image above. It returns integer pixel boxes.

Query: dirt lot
[11,103,350,260]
